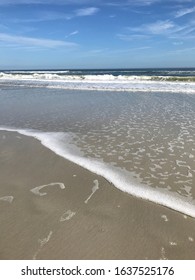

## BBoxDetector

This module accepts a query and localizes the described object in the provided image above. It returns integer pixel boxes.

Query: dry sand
[0,131,195,260]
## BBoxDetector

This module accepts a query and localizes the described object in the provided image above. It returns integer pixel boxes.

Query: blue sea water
[2,67,195,77]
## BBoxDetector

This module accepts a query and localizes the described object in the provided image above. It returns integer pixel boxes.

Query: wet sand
[0,131,195,260]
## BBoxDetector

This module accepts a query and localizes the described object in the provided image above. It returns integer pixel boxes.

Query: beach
[0,131,195,260]
[0,70,195,260]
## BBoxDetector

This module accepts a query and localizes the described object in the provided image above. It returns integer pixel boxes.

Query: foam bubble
[84,179,99,204]
[169,241,177,246]
[161,214,169,222]
[60,210,76,222]
[30,182,65,196]
[160,247,167,260]
[1,126,195,218]
[188,237,194,242]
[0,196,14,203]
[33,231,53,260]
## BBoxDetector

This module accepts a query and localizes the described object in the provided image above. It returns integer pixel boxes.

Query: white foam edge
[1,126,195,218]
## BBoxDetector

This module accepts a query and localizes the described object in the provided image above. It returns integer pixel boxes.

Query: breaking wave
[1,72,195,93]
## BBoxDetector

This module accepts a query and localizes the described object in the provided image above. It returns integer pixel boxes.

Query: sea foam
[0,196,14,203]
[30,182,65,196]
[1,126,195,218]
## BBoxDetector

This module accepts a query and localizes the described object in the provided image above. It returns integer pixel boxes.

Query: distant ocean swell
[1,126,195,218]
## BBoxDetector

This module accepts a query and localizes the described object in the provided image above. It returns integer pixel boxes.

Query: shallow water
[0,86,194,215]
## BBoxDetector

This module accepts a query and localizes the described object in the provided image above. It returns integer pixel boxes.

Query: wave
[1,71,195,81]
[1,72,195,93]
[1,126,195,218]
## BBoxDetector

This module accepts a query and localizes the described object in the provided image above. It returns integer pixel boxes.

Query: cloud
[0,33,78,48]
[117,20,176,41]
[126,0,159,5]
[108,46,151,55]
[134,20,175,34]
[117,34,150,41]
[105,0,160,7]
[126,20,193,36]
[172,41,183,45]
[175,6,195,18]
[169,46,195,54]
[9,7,99,23]
[118,17,195,44]
[0,0,96,5]
[74,7,99,17]
[0,0,41,4]
[65,30,79,38]
[69,30,79,36]
[117,20,178,43]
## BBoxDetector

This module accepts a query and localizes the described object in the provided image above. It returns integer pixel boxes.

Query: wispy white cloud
[0,0,40,4]
[126,19,195,36]
[175,6,195,18]
[69,30,79,36]
[117,34,150,41]
[82,46,151,57]
[130,20,175,34]
[75,7,99,17]
[117,20,176,42]
[105,0,160,7]
[108,46,152,55]
[118,17,195,44]
[172,41,183,45]
[126,0,160,5]
[65,30,79,38]
[0,33,78,48]
[10,7,99,23]
[0,0,97,5]
[168,46,195,54]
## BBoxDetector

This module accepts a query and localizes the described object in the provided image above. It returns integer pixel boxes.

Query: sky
[0,0,195,69]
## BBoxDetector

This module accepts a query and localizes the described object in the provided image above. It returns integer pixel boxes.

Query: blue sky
[0,0,195,69]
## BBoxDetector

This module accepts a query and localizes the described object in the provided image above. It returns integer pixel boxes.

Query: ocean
[0,67,194,217]
[2,67,195,76]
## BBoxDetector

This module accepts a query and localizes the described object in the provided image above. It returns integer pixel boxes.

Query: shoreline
[1,127,195,219]
[0,131,195,259]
